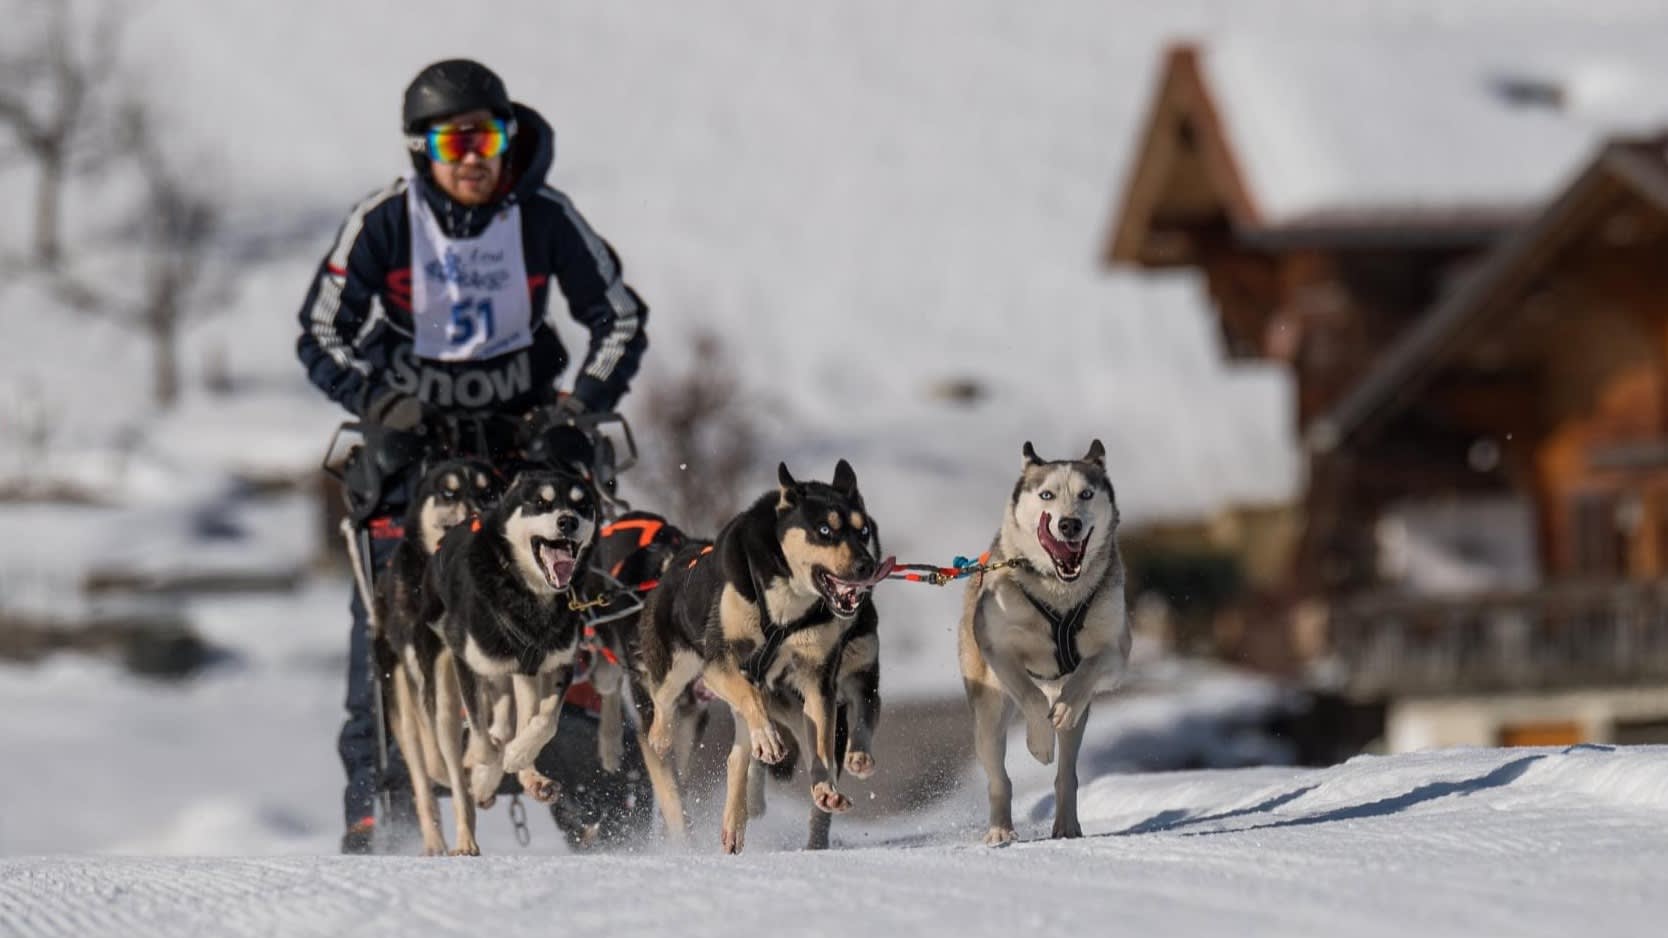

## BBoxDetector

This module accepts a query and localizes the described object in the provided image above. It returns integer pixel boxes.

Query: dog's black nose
[1058,517,1084,540]
[852,556,875,580]
[557,514,579,535]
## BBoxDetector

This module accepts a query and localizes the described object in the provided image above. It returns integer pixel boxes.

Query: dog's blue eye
[1039,491,1055,501]
[818,525,832,537]
[1078,489,1094,500]
[860,526,870,538]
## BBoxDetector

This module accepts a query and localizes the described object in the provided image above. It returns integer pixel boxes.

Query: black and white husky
[634,460,890,853]
[372,458,501,856]
[959,440,1128,845]
[421,468,600,855]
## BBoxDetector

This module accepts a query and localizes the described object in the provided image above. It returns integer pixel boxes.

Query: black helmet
[402,59,513,133]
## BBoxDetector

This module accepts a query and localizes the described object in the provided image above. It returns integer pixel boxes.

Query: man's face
[426,108,505,206]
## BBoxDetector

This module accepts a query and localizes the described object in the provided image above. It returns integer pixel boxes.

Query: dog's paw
[1051,816,1083,840]
[750,724,786,764]
[1049,700,1080,730]
[983,826,1018,847]
[420,831,449,857]
[647,717,675,756]
[844,750,876,779]
[721,827,744,855]
[470,764,502,808]
[811,781,851,814]
[1025,714,1056,765]
[450,835,481,857]
[518,769,560,804]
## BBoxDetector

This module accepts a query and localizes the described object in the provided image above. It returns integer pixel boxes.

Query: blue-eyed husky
[959,440,1128,845]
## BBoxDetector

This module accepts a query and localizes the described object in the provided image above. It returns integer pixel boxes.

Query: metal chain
[508,794,531,847]
[567,593,613,612]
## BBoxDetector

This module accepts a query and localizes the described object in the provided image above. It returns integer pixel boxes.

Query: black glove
[363,388,428,431]
[553,393,588,422]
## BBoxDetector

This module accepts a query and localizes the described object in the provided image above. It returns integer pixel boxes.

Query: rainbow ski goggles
[406,117,516,164]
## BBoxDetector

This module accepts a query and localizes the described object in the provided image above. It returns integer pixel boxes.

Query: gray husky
[959,440,1128,845]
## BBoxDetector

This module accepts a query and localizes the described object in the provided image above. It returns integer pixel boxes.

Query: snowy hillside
[4,745,1668,937]
[9,0,1668,701]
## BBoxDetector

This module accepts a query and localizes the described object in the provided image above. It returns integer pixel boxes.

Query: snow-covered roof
[1199,25,1668,227]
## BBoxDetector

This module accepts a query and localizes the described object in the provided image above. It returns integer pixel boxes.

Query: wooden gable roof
[1309,137,1668,453]
[1104,44,1260,268]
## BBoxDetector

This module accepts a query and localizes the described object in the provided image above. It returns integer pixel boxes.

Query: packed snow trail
[4,745,1667,938]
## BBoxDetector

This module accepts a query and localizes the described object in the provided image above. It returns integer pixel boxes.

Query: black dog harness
[738,564,835,686]
[741,602,833,686]
[1018,576,1107,678]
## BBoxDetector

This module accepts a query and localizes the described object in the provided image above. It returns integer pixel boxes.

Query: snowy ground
[5,745,1668,937]
[5,583,1667,938]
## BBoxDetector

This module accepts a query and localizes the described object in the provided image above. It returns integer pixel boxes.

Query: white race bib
[407,176,534,362]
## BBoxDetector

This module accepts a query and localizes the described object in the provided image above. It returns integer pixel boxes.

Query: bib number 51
[447,298,495,347]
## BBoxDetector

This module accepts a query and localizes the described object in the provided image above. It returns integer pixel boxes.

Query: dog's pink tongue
[1036,512,1077,564]
[872,555,897,584]
[538,544,577,588]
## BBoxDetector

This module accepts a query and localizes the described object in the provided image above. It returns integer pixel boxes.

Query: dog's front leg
[433,652,480,855]
[389,659,447,856]
[487,675,515,748]
[459,669,507,808]
[838,668,880,780]
[591,652,626,774]
[802,685,850,816]
[1048,650,1120,731]
[720,735,753,854]
[507,671,560,803]
[1051,699,1092,840]
[976,609,1057,764]
[701,659,786,764]
[504,664,573,775]
[645,651,704,757]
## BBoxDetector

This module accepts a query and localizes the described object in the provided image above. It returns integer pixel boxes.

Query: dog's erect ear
[832,459,858,497]
[1023,441,1045,467]
[778,462,799,508]
[1083,439,1105,468]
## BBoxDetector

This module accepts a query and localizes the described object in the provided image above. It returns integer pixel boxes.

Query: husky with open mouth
[634,460,891,853]
[422,468,599,855]
[373,458,502,856]
[959,440,1128,846]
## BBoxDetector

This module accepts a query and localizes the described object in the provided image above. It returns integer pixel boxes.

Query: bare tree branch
[634,332,761,535]
[0,0,223,409]
[0,0,130,267]
[123,99,221,407]
[0,89,48,152]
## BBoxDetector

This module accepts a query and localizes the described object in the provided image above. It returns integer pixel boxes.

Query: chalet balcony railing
[1327,579,1668,697]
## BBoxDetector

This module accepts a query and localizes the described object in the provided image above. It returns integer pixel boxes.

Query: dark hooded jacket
[295,103,647,417]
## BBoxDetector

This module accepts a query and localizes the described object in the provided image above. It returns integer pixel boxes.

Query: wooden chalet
[1108,40,1668,749]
